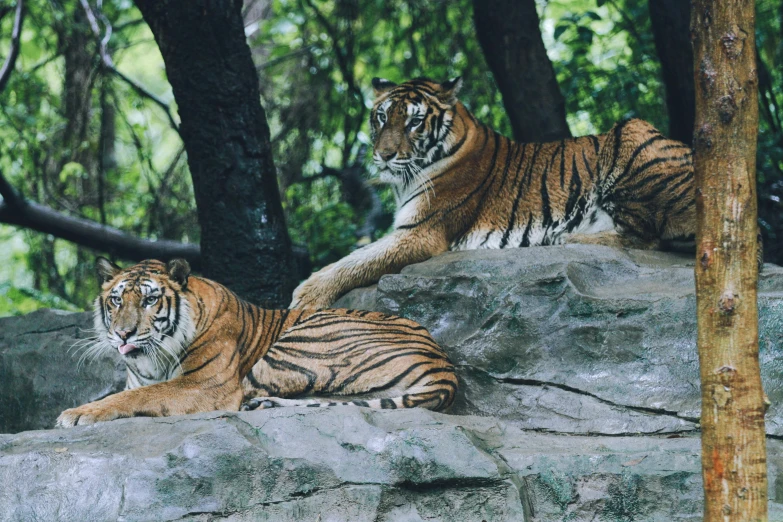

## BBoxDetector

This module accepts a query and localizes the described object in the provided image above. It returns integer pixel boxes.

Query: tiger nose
[379,150,396,161]
[116,328,135,341]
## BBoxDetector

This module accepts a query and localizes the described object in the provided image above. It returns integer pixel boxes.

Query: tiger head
[370,76,463,188]
[90,258,195,384]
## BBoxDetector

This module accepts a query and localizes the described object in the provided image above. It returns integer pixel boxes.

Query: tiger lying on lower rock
[56,258,456,428]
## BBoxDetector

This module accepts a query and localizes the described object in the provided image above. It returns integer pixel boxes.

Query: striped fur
[290,77,696,309]
[56,258,456,427]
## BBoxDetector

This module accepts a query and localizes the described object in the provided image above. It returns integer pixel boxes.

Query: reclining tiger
[291,76,697,309]
[56,258,456,428]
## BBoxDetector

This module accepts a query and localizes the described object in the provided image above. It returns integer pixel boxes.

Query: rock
[337,245,783,437]
[0,309,125,433]
[2,245,782,520]
[2,408,780,521]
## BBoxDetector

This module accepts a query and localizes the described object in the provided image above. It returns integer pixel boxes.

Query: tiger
[56,257,457,427]
[290,76,701,309]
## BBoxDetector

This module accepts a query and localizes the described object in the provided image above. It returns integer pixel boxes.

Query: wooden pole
[691,0,767,520]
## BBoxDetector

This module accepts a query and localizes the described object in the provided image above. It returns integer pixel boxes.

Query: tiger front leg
[56,378,243,428]
[290,228,448,309]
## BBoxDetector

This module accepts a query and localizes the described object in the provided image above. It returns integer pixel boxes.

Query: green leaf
[554,24,569,41]
[59,162,86,183]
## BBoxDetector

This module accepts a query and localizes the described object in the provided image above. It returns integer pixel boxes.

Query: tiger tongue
[118,343,137,355]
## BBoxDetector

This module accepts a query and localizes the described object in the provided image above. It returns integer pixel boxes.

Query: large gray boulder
[0,309,124,433]
[1,245,782,520]
[3,408,782,521]
[337,245,783,437]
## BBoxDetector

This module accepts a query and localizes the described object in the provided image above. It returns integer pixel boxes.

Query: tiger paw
[56,404,121,428]
[241,398,278,411]
[290,274,339,310]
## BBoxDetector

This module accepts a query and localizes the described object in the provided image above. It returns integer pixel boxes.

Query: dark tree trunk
[134,0,296,307]
[649,0,695,145]
[472,0,571,143]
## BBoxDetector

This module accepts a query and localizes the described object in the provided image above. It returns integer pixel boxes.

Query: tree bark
[472,0,571,143]
[134,0,297,307]
[649,0,696,145]
[691,1,767,520]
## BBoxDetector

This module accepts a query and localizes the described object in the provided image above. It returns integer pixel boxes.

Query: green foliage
[546,0,666,134]
[284,179,359,268]
[0,0,782,318]
[0,0,197,314]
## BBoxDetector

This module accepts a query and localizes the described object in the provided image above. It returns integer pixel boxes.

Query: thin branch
[300,0,365,166]
[78,0,180,135]
[605,0,646,48]
[110,67,180,134]
[114,18,144,32]
[0,169,201,266]
[255,45,316,70]
[0,0,25,94]
[79,0,112,67]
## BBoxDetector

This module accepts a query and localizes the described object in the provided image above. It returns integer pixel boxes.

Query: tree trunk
[134,0,297,307]
[649,0,696,145]
[472,0,571,143]
[691,1,767,520]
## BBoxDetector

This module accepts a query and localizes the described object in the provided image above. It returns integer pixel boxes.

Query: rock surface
[1,245,782,521]
[337,245,783,437]
[0,309,124,433]
[3,408,782,521]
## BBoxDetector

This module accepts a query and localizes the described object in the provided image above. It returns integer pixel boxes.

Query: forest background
[0,0,781,316]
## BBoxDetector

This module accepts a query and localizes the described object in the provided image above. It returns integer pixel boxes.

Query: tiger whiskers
[407,158,436,205]
[149,332,187,377]
[393,158,435,208]
[69,326,114,370]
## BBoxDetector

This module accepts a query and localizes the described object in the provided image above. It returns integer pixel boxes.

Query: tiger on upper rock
[291,76,697,309]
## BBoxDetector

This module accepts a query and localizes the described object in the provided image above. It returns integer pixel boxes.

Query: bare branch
[110,67,180,133]
[78,0,180,135]
[300,0,365,165]
[79,0,113,67]
[0,0,25,94]
[114,18,145,32]
[0,169,200,266]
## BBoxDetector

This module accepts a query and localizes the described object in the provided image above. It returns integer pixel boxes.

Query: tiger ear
[437,76,463,106]
[166,259,191,288]
[95,257,121,284]
[372,77,397,96]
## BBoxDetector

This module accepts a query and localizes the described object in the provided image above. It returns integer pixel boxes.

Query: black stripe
[612,135,669,186]
[519,212,534,247]
[582,149,595,183]
[606,119,632,182]
[182,352,221,376]
[263,355,318,394]
[564,154,583,218]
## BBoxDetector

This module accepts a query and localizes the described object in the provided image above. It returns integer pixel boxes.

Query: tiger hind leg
[240,385,454,412]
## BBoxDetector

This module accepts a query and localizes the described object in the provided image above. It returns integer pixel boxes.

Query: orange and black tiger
[291,76,699,309]
[56,258,456,427]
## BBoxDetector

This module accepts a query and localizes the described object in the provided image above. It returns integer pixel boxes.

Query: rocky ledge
[3,407,783,521]
[1,245,782,520]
